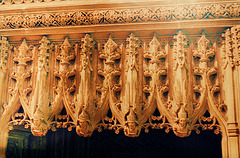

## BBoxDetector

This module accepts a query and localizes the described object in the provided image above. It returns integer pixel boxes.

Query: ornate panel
[1,25,240,157]
[0,31,226,137]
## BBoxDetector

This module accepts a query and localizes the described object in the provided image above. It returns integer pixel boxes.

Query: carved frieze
[0,2,239,29]
[1,29,237,138]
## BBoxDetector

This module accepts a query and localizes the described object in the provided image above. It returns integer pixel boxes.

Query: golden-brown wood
[0,1,240,158]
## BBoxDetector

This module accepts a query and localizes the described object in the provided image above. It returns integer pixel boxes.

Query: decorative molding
[0,2,239,30]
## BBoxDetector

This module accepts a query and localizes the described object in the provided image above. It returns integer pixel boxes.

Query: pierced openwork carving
[3,29,239,139]
[6,39,33,130]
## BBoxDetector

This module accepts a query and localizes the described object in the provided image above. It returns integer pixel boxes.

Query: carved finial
[173,31,187,51]
[231,26,240,66]
[198,32,210,52]
[149,35,160,47]
[60,37,71,56]
[126,33,140,53]
[126,33,140,71]
[62,37,70,47]
[19,39,29,56]
[105,35,118,51]
[39,36,50,54]
[81,34,94,53]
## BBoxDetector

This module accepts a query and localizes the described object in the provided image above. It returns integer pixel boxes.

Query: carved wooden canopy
[0,0,240,158]
[0,29,234,137]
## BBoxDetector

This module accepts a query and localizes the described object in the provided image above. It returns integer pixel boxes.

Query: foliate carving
[1,31,230,138]
[53,37,76,130]
[98,35,122,134]
[0,3,240,29]
[143,35,167,105]
[107,33,157,137]
[156,32,211,137]
[98,35,121,102]
[142,35,170,133]
[193,33,223,133]
[7,39,33,131]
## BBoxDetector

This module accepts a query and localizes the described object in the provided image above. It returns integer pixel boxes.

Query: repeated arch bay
[0,28,239,157]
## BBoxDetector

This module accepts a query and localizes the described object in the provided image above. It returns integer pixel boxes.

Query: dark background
[6,127,222,158]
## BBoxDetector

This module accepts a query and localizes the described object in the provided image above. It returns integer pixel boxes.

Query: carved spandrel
[192,33,216,98]
[98,35,121,94]
[12,39,33,103]
[5,39,34,133]
[143,35,167,108]
[53,38,76,129]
